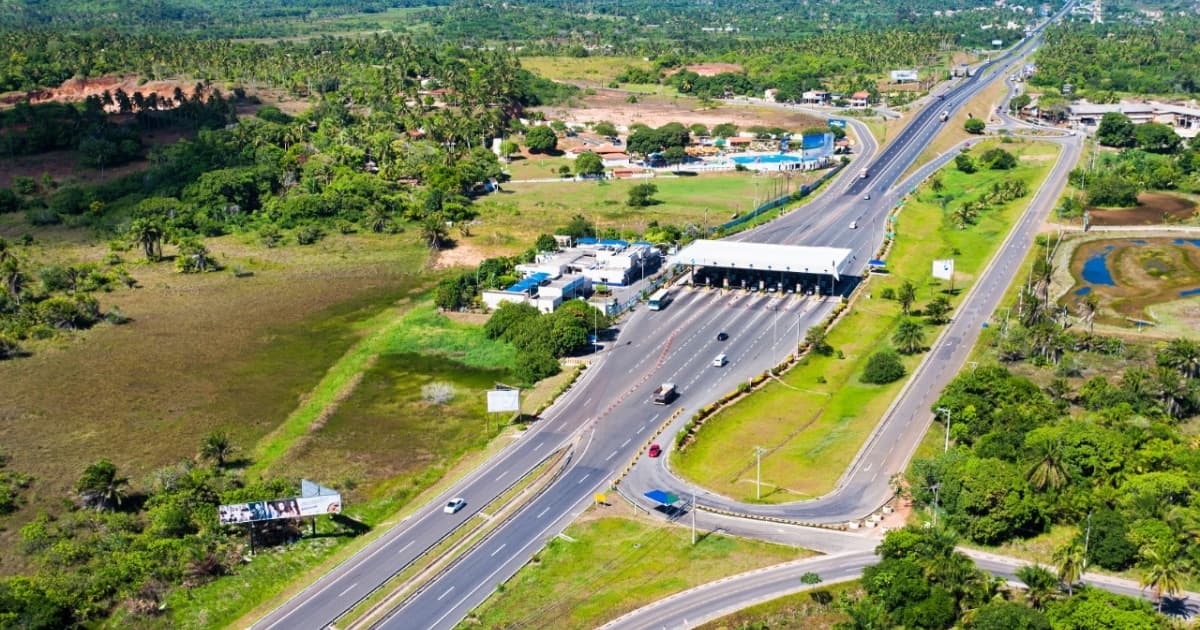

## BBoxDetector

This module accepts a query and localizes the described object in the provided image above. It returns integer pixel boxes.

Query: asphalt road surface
[252,6,1081,629]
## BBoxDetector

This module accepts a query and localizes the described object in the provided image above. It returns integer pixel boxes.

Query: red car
[648,444,662,458]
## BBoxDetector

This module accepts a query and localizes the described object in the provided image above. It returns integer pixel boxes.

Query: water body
[1075,286,1092,295]
[1181,287,1200,298]
[1081,245,1117,286]
[1130,239,1147,244]
[1174,239,1200,247]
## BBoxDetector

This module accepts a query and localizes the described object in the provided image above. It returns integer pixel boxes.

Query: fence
[716,163,845,232]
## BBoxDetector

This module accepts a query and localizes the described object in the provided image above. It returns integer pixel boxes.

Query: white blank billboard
[487,389,520,413]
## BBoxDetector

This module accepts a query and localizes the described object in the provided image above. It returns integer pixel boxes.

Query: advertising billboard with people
[218,493,341,525]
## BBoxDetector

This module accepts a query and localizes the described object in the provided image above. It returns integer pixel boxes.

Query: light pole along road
[252,6,1077,630]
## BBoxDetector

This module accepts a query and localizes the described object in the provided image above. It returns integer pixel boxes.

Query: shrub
[421,382,456,405]
[295,225,325,245]
[980,148,1016,170]
[954,154,976,174]
[964,118,986,134]
[880,287,896,300]
[515,351,560,384]
[862,349,906,384]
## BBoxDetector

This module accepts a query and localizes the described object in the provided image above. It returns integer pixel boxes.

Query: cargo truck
[939,111,949,122]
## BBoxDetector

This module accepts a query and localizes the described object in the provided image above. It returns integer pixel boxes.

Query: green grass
[461,513,810,629]
[697,579,863,630]
[674,139,1061,503]
[519,56,651,85]
[475,172,816,250]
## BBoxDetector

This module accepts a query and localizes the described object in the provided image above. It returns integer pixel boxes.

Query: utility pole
[691,490,697,545]
[754,446,769,500]
[1084,510,1093,561]
[936,407,952,452]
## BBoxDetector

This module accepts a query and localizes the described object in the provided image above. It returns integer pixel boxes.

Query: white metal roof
[669,239,853,279]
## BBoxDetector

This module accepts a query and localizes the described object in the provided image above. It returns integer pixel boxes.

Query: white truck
[939,111,950,122]
[652,383,677,405]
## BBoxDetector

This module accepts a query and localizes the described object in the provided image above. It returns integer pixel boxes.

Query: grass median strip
[460,506,814,629]
[674,139,1060,503]
[337,447,571,629]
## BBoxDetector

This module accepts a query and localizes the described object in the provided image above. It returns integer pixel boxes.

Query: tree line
[1074,113,1200,207]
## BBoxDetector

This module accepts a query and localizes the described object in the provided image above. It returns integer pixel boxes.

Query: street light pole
[754,446,768,500]
[692,490,697,545]
[936,406,951,452]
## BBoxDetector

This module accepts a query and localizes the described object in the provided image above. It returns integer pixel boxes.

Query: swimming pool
[730,154,803,165]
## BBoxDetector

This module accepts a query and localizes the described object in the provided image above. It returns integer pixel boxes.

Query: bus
[648,288,671,311]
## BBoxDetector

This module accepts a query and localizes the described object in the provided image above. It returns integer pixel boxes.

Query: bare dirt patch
[535,89,821,131]
[1087,192,1198,226]
[667,63,744,77]
[2,74,309,116]
[431,239,491,269]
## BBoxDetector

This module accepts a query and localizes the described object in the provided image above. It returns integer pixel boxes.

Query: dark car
[717,332,729,341]
[648,444,662,458]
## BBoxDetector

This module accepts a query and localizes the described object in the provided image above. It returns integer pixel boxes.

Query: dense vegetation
[905,280,1200,601]
[1032,20,1200,97]
[1066,115,1200,208]
[0,435,328,628]
[832,526,1168,629]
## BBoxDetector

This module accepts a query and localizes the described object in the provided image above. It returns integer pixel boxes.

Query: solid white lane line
[490,543,507,557]
[337,583,358,598]
[437,586,455,601]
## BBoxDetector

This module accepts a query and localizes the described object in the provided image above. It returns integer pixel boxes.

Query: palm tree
[896,280,917,315]
[365,206,393,233]
[1027,441,1068,492]
[200,431,236,468]
[1053,540,1086,596]
[0,256,23,304]
[1140,547,1184,613]
[1015,564,1058,609]
[76,459,129,511]
[1158,338,1200,379]
[1082,293,1099,334]
[892,317,926,354]
[421,214,449,250]
[128,218,165,261]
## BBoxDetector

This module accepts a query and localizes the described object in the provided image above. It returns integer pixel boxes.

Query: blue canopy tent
[643,489,681,506]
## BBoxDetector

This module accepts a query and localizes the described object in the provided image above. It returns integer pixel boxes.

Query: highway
[252,6,1079,629]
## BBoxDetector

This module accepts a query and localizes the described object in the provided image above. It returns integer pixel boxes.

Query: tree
[1015,565,1059,610]
[981,148,1016,170]
[1086,508,1137,571]
[1096,112,1135,148]
[559,214,596,239]
[1157,338,1200,379]
[128,218,166,261]
[534,234,557,252]
[1045,586,1160,630]
[1026,440,1067,492]
[421,214,449,249]
[76,459,129,511]
[525,126,558,153]
[199,431,236,468]
[805,325,833,356]
[175,237,215,273]
[575,151,604,176]
[1139,546,1183,612]
[968,601,1050,630]
[662,145,688,168]
[862,349,906,384]
[1009,93,1032,114]
[1053,540,1086,596]
[964,118,986,134]
[1134,123,1181,154]
[925,296,951,324]
[515,350,560,384]
[892,317,926,354]
[0,334,20,360]
[498,139,519,162]
[627,183,660,207]
[897,280,917,314]
[594,121,618,137]
[955,153,977,174]
[712,122,738,138]
[1086,173,1139,207]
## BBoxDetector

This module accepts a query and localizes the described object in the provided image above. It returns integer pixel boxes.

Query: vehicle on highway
[648,288,671,311]
[858,168,869,179]
[939,110,950,122]
[444,498,466,514]
[648,444,662,458]
[712,354,727,367]
[717,332,729,341]
[849,221,858,230]
[864,193,871,200]
[652,383,677,405]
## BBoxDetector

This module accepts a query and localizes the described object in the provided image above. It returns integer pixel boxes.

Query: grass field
[461,509,810,629]
[519,56,651,85]
[674,139,1060,502]
[471,172,815,255]
[697,579,863,629]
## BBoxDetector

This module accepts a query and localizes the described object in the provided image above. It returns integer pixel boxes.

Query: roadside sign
[594,493,607,504]
[828,118,847,128]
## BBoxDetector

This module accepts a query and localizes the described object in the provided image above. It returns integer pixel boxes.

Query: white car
[849,221,858,230]
[444,498,467,514]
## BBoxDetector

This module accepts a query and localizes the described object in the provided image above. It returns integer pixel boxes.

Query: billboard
[828,118,847,128]
[219,493,342,525]
[487,388,520,413]
[932,259,955,280]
